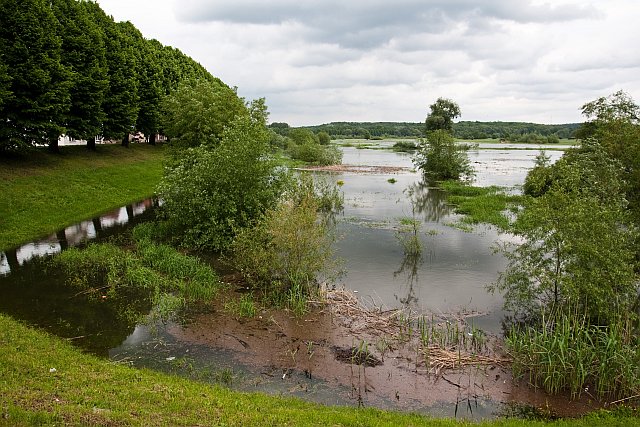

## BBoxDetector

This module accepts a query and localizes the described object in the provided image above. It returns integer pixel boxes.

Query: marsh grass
[224,293,258,318]
[440,180,521,230]
[507,311,640,399]
[51,236,222,323]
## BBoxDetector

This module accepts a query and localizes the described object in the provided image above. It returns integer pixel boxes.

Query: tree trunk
[92,217,103,237]
[48,139,59,153]
[149,133,156,146]
[125,204,134,222]
[87,137,96,151]
[4,249,20,274]
[56,229,69,251]
[121,133,129,148]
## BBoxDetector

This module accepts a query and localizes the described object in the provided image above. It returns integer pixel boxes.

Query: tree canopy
[0,0,220,154]
[425,98,461,134]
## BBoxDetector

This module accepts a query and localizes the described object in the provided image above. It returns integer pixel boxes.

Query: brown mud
[169,287,602,418]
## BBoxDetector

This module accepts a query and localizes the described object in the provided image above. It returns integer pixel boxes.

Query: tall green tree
[0,0,71,153]
[135,38,164,146]
[425,97,461,134]
[52,0,108,151]
[492,144,638,324]
[580,91,640,222]
[84,3,139,146]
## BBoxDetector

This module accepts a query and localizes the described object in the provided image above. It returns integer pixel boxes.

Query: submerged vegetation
[52,228,223,323]
[440,181,521,231]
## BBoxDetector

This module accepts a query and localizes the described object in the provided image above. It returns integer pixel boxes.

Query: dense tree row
[0,0,218,153]
[275,121,581,141]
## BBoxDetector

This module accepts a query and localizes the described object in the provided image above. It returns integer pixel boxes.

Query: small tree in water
[414,129,473,181]
[415,99,473,181]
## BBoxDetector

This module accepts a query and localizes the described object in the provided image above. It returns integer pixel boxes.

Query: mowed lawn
[0,144,164,251]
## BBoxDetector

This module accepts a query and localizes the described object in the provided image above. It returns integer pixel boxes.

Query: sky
[96,0,640,126]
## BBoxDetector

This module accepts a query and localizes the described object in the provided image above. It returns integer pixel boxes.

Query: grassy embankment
[0,144,164,251]
[1,145,638,425]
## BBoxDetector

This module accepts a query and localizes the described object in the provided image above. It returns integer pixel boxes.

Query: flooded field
[2,144,587,420]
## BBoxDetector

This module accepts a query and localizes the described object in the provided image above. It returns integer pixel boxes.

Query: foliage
[413,130,474,181]
[392,141,418,152]
[224,293,258,318]
[52,0,109,149]
[440,181,521,231]
[425,97,461,133]
[162,79,247,150]
[157,116,287,251]
[286,128,342,165]
[523,151,553,197]
[294,121,580,140]
[507,310,640,399]
[51,236,221,323]
[231,175,341,301]
[578,90,640,222]
[317,130,331,145]
[0,0,71,152]
[491,150,638,325]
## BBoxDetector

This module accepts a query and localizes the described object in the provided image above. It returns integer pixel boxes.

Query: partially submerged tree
[414,129,473,181]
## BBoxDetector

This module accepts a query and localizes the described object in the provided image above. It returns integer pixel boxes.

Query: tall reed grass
[507,311,640,399]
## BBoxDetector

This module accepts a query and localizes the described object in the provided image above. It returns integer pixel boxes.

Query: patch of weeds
[439,180,521,231]
[444,221,474,233]
[224,294,257,318]
[387,178,397,184]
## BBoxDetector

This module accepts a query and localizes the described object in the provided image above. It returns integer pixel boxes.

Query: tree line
[0,0,223,154]
[272,120,580,141]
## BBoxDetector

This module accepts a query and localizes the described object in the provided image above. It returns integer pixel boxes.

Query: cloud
[95,0,640,125]
[174,0,598,49]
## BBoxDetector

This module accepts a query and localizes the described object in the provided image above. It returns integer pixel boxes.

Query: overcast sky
[96,0,640,126]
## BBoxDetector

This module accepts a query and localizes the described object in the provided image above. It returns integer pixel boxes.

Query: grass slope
[0,145,164,251]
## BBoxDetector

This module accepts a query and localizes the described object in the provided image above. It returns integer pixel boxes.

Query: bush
[231,176,341,302]
[508,310,640,399]
[413,130,474,181]
[288,140,342,165]
[157,116,287,250]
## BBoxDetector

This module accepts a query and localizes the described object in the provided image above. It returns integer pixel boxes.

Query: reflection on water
[333,146,562,333]
[0,199,158,276]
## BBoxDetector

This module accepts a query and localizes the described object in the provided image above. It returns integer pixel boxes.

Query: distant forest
[270,121,581,142]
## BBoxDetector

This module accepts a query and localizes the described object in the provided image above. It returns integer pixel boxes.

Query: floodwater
[1,144,583,420]
[329,145,563,333]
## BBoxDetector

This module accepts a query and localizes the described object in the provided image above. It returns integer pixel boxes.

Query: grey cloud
[175,0,598,49]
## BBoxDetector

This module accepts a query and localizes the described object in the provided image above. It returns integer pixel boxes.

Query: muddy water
[0,199,158,355]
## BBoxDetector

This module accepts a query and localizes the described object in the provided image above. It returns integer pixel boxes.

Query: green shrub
[413,130,473,181]
[157,116,288,250]
[231,177,341,305]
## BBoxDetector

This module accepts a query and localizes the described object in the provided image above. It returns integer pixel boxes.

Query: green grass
[0,144,165,251]
[1,313,638,426]
[440,181,521,231]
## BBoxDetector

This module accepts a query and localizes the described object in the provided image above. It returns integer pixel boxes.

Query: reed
[507,310,640,399]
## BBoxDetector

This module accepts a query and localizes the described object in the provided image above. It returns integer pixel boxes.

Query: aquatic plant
[507,310,640,399]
